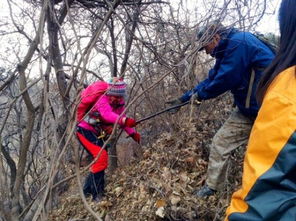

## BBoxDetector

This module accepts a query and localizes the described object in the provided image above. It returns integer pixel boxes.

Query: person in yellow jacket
[225,0,296,220]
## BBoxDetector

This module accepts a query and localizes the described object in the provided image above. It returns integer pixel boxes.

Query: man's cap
[196,21,224,51]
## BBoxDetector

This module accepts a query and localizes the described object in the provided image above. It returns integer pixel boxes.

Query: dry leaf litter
[50,96,245,221]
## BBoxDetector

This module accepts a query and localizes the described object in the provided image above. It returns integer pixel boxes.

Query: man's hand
[190,93,202,105]
[166,98,183,114]
[131,132,141,143]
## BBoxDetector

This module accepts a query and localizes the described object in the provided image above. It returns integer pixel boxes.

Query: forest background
[0,0,280,220]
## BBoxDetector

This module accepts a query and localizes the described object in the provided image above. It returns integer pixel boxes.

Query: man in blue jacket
[169,23,275,197]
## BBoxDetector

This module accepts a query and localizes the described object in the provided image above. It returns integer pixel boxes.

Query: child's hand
[131,132,141,143]
[124,117,137,127]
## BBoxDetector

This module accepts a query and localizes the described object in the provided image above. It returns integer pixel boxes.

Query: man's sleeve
[181,41,249,102]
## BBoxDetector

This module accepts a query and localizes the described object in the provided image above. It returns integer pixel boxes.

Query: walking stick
[136,101,190,124]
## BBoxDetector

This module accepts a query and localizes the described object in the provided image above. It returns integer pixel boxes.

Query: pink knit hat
[106,77,126,97]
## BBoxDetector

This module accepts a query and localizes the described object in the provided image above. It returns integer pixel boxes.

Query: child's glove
[124,117,137,127]
[131,132,141,143]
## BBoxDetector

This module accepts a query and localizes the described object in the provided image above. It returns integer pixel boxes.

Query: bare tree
[0,0,273,220]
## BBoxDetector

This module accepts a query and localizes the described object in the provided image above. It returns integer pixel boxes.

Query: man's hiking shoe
[194,185,216,198]
[93,194,104,203]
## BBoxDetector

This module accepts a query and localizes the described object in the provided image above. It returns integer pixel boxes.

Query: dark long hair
[257,0,296,103]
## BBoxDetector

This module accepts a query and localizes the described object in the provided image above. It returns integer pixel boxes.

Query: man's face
[203,34,220,55]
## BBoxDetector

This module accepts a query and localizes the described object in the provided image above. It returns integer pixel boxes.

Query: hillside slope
[50,96,244,221]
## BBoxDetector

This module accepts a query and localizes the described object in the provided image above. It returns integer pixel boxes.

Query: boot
[83,171,105,201]
[194,185,216,198]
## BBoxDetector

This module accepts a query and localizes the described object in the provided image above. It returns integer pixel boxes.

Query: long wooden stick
[136,101,190,124]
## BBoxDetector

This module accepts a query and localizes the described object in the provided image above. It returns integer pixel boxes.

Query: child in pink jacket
[76,78,140,201]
